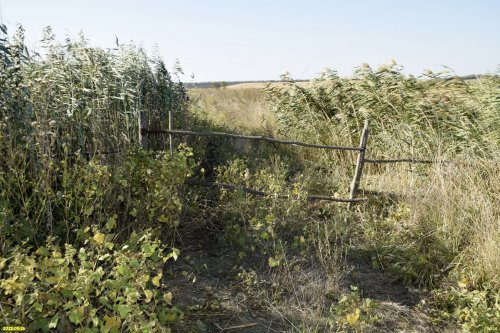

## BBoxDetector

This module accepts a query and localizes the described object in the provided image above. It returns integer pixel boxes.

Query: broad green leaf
[84,207,94,217]
[69,306,85,324]
[141,244,155,257]
[78,248,87,261]
[33,318,50,332]
[165,311,177,322]
[35,247,49,257]
[116,265,127,275]
[117,304,131,319]
[33,301,43,312]
[129,259,139,268]
[48,314,59,329]
[196,320,206,331]
[105,216,117,231]
[61,289,74,298]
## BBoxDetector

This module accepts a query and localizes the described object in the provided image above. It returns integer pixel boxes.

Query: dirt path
[345,252,444,332]
[163,232,456,332]
[165,232,288,332]
[166,194,431,330]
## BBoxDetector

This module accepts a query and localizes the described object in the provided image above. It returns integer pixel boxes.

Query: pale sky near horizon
[1,1,499,81]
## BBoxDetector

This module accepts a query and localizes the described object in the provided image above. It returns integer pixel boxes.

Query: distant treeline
[183,74,495,89]
[183,79,310,89]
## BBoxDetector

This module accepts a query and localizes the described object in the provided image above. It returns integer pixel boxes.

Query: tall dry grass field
[187,68,500,332]
[188,87,276,134]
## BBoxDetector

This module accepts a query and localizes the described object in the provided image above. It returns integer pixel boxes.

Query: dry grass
[365,155,499,289]
[188,88,276,133]
[226,81,312,90]
[410,158,500,288]
[187,80,499,331]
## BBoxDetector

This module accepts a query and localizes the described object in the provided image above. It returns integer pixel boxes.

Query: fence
[139,110,442,208]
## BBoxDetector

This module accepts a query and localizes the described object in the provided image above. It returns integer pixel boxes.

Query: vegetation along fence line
[139,111,443,206]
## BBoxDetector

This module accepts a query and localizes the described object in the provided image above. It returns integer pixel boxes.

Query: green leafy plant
[424,283,500,332]
[0,25,191,246]
[0,226,182,332]
[112,147,195,229]
[329,286,378,332]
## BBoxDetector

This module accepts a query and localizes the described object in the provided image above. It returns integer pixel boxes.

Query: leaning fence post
[139,110,148,150]
[347,119,370,210]
[168,108,174,157]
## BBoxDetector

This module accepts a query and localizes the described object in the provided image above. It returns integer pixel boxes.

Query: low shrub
[0,225,182,332]
[329,286,378,332]
[424,284,500,332]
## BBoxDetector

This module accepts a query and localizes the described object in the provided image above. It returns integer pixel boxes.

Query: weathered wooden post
[139,110,148,150]
[347,119,370,210]
[168,108,174,157]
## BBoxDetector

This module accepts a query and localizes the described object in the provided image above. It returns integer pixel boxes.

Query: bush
[425,285,500,332]
[0,25,192,247]
[329,286,378,332]
[0,147,194,247]
[112,147,195,230]
[0,226,182,332]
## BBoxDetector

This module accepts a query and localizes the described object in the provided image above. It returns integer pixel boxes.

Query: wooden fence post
[347,119,370,210]
[139,110,148,150]
[168,108,174,157]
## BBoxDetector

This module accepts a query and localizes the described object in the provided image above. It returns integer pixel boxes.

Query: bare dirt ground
[345,253,446,333]
[163,230,454,332]
[165,232,289,332]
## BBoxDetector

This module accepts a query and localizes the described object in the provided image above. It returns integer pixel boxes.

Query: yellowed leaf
[346,308,360,327]
[45,276,61,284]
[93,232,105,244]
[268,257,280,268]
[104,315,120,329]
[164,292,173,305]
[1,277,21,294]
[458,277,468,289]
[165,311,177,322]
[144,289,154,303]
[138,274,150,284]
[152,272,163,287]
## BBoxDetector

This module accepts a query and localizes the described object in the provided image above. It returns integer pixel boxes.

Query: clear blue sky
[1,0,499,81]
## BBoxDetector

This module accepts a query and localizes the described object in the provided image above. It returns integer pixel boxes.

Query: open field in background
[188,88,276,133]
[226,81,313,90]
[187,74,486,90]
[1,25,499,333]
[186,70,500,332]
